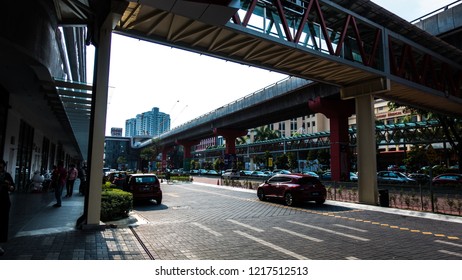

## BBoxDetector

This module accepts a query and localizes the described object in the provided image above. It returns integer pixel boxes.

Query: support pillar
[356,95,378,205]
[161,146,174,171]
[176,140,200,171]
[308,98,354,182]
[214,128,247,169]
[213,128,247,154]
[81,12,121,229]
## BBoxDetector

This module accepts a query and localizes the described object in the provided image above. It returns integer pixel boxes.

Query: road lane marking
[333,224,368,233]
[438,250,462,258]
[190,222,222,237]
[287,221,370,241]
[184,184,461,241]
[273,227,323,242]
[435,240,462,248]
[345,256,360,260]
[227,219,264,232]
[234,230,309,260]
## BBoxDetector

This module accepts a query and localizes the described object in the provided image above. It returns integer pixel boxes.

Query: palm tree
[253,125,281,142]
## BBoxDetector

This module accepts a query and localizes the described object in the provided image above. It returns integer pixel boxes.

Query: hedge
[100,188,133,222]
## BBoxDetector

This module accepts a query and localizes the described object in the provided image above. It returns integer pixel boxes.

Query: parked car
[377,171,416,184]
[432,173,462,186]
[349,172,358,182]
[108,171,128,189]
[320,171,331,180]
[302,171,319,178]
[240,170,252,176]
[250,170,267,177]
[125,174,162,204]
[319,171,357,181]
[221,169,240,180]
[273,169,291,174]
[257,174,327,206]
[408,173,431,184]
[206,170,219,175]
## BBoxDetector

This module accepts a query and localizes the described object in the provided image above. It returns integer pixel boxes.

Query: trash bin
[378,189,389,207]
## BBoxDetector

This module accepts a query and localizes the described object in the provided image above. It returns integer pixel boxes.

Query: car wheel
[257,188,266,201]
[284,192,294,206]
[156,198,162,205]
[315,199,325,205]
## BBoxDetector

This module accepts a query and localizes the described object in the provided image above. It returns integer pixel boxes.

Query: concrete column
[356,95,378,205]
[161,147,172,171]
[308,97,354,181]
[213,128,247,154]
[176,140,199,171]
[83,13,120,229]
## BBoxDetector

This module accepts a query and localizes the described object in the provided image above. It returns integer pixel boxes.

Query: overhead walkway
[116,0,462,117]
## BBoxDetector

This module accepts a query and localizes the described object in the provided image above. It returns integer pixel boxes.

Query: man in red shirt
[65,164,78,197]
[53,160,67,208]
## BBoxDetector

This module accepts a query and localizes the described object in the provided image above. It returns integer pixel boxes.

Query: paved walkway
[1,188,150,260]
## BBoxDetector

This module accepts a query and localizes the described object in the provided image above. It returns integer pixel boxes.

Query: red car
[257,173,326,206]
[432,173,462,186]
[125,174,162,204]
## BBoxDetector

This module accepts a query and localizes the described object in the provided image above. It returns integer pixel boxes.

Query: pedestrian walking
[78,163,87,196]
[50,165,58,192]
[53,161,67,208]
[0,159,15,255]
[66,163,78,197]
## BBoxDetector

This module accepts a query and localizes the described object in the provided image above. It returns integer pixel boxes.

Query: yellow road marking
[422,232,433,235]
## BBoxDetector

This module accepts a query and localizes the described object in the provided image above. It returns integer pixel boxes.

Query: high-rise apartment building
[124,107,170,137]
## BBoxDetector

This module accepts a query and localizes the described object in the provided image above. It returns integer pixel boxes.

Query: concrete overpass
[413,0,462,49]
[137,77,338,148]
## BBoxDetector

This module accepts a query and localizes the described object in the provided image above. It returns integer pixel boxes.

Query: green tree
[236,135,249,145]
[253,125,281,142]
[403,145,428,171]
[276,154,289,169]
[116,156,127,170]
[307,149,318,161]
[287,152,297,171]
[318,149,330,167]
[389,102,462,173]
[140,139,161,162]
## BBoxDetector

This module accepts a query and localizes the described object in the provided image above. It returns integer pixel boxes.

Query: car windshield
[135,176,157,183]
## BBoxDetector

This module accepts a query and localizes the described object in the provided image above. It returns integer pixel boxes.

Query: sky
[88,0,457,136]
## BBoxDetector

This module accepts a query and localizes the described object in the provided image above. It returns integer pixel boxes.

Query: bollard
[217,179,220,185]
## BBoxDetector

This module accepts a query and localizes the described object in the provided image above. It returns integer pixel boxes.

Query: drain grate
[129,225,155,260]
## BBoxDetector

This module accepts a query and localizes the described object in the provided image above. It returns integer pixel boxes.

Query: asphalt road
[130,181,462,260]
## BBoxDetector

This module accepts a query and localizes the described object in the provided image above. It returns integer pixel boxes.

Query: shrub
[100,188,133,222]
